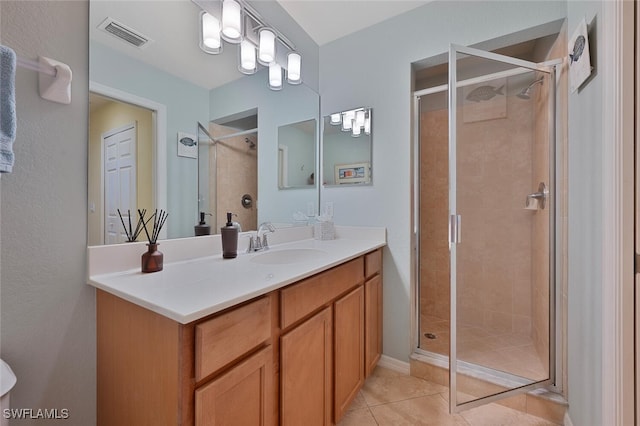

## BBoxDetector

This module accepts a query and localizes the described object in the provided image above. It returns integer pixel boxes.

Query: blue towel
[0,45,16,173]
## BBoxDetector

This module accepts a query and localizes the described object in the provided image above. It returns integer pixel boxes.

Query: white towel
[0,45,17,173]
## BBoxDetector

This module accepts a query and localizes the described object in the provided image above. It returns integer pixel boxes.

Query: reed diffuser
[139,209,169,273]
[117,209,152,242]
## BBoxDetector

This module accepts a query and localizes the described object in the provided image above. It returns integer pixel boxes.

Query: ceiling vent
[98,18,153,49]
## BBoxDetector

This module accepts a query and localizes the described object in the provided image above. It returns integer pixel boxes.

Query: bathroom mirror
[278,119,317,189]
[87,0,319,245]
[322,108,372,186]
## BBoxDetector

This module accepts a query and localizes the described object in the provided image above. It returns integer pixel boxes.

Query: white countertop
[88,226,386,324]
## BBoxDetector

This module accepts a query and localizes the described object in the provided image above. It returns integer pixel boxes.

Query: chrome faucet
[247,222,276,253]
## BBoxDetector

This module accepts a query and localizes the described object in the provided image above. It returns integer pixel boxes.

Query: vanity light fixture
[221,0,243,43]
[239,40,256,74]
[269,62,283,90]
[330,107,372,136]
[200,12,222,54]
[196,0,302,90]
[258,28,276,65]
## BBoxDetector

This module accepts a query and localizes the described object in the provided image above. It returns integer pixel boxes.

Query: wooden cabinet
[195,346,273,426]
[97,289,189,426]
[280,307,333,426]
[365,274,383,377]
[365,249,383,378]
[334,286,365,422]
[97,292,276,426]
[97,249,382,426]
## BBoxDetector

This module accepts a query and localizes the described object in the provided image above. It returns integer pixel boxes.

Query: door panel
[104,124,136,244]
[448,44,555,412]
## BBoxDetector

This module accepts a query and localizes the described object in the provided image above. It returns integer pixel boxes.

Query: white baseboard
[564,411,574,426]
[377,355,410,375]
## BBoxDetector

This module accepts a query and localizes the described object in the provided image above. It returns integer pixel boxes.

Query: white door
[103,123,137,244]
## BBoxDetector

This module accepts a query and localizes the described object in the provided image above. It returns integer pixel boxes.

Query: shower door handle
[526,182,549,209]
[449,214,461,244]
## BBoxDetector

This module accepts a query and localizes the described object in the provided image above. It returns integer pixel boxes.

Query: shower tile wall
[209,123,258,232]
[531,29,567,377]
[420,93,536,353]
[420,107,450,356]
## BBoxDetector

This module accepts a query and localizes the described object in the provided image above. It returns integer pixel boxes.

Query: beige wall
[88,99,153,245]
[420,107,450,328]
[210,123,257,232]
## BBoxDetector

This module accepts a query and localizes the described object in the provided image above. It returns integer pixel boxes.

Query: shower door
[448,44,556,412]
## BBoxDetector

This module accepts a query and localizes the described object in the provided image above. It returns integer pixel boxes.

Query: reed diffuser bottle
[142,243,163,273]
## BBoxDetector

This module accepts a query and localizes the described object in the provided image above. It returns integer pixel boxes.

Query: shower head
[517,77,544,100]
[245,137,256,150]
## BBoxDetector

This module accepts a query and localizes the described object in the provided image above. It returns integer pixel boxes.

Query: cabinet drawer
[281,257,364,329]
[365,249,382,278]
[195,296,272,381]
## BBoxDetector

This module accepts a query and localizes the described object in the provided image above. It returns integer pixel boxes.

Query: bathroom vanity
[88,227,385,425]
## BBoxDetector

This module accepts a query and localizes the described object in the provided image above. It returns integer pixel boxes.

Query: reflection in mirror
[197,116,258,234]
[88,92,157,246]
[197,123,216,234]
[278,119,317,189]
[208,113,258,232]
[209,73,320,225]
[322,108,372,186]
[88,0,320,244]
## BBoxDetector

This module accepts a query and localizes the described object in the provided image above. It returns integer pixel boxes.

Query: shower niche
[413,28,565,415]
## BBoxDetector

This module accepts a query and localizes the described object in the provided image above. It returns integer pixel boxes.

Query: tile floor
[338,367,559,426]
[420,316,547,381]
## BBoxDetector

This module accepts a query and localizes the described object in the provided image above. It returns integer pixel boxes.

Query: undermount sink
[250,248,328,265]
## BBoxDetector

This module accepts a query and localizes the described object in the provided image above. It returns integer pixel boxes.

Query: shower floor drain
[424,333,437,339]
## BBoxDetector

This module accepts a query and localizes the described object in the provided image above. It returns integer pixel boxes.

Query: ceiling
[275,0,432,46]
[89,1,431,91]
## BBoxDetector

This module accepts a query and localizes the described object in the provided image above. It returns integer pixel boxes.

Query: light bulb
[342,112,353,131]
[330,113,341,125]
[355,110,365,127]
[200,12,222,54]
[221,0,242,43]
[239,40,256,74]
[269,63,282,90]
[259,28,276,65]
[352,123,362,137]
[287,52,302,84]
[364,115,371,135]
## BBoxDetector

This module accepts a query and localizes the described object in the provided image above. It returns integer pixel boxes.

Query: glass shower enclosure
[415,44,558,413]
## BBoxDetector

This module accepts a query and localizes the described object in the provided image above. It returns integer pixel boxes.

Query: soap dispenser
[221,212,238,259]
[194,212,211,236]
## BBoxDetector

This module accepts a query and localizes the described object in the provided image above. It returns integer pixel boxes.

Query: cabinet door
[365,275,382,377]
[334,285,365,423]
[195,346,273,426]
[281,307,332,426]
